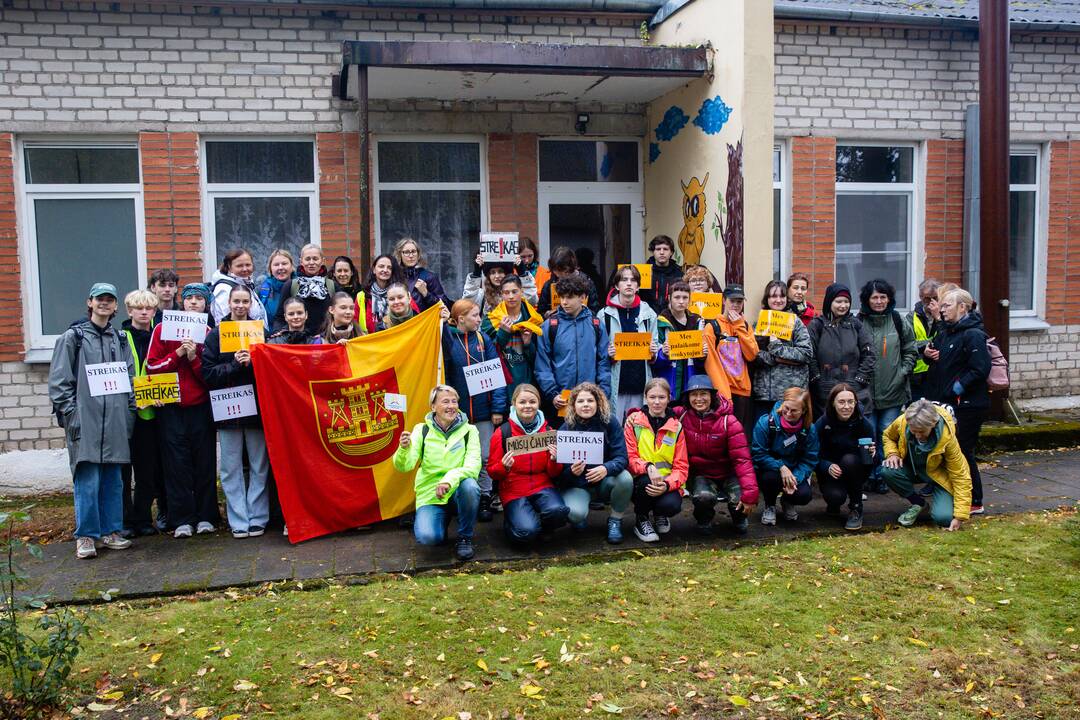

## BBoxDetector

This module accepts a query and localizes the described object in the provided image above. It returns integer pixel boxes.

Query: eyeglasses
[401,248,419,255]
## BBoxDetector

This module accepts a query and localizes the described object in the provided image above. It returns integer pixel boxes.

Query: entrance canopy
[337,40,709,103]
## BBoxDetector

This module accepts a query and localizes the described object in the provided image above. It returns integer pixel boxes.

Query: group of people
[49,233,993,562]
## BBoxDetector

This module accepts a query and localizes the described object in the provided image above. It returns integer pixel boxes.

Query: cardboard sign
[463,358,507,396]
[209,384,258,422]
[613,332,653,361]
[557,388,571,417]
[549,284,561,310]
[616,263,653,289]
[556,430,605,465]
[504,430,556,456]
[133,373,180,409]
[755,309,796,341]
[480,232,519,263]
[85,362,131,397]
[219,320,265,353]
[160,310,208,343]
[667,330,705,360]
[691,292,725,320]
[383,392,407,413]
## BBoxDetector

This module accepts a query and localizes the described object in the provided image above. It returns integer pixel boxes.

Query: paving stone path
[22,448,1080,604]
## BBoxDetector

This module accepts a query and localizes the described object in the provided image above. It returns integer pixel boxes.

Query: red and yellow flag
[251,304,443,543]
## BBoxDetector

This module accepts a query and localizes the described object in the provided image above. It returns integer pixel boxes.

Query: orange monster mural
[678,172,709,266]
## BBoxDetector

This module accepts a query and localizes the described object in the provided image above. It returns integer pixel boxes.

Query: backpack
[986,337,1010,392]
[546,315,602,354]
[52,325,85,428]
[766,412,807,457]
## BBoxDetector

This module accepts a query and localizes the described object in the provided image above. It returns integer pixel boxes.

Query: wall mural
[678,173,708,266]
[709,136,745,286]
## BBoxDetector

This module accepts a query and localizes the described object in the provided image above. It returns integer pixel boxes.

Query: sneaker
[606,516,623,544]
[654,515,671,535]
[897,503,926,527]
[761,505,777,526]
[100,532,132,550]
[248,526,265,537]
[488,494,503,513]
[455,537,475,561]
[119,527,135,539]
[633,518,660,543]
[695,521,714,536]
[845,506,864,531]
[173,524,193,539]
[970,504,985,516]
[155,515,168,532]
[196,521,215,535]
[283,525,289,536]
[75,536,97,559]
[231,528,250,539]
[477,493,493,523]
[781,501,799,521]
[861,492,868,501]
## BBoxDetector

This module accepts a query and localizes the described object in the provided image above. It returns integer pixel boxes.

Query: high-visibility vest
[632,420,681,477]
[912,312,929,375]
[125,327,154,421]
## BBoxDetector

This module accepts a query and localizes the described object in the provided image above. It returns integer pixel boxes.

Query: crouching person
[624,378,689,543]
[394,385,482,560]
[751,387,818,525]
[881,399,970,531]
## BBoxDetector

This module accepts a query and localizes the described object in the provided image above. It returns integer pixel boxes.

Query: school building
[0,0,1077,463]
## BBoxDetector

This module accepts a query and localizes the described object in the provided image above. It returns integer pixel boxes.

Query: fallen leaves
[233,679,258,691]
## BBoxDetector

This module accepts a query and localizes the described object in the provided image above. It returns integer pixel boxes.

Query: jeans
[871,406,903,479]
[503,487,569,543]
[689,475,744,524]
[121,417,166,530]
[881,465,956,527]
[817,453,867,510]
[756,468,813,507]
[561,470,634,524]
[72,462,123,539]
[631,474,684,519]
[475,420,494,494]
[159,403,219,529]
[218,427,270,532]
[414,477,481,545]
[952,406,985,505]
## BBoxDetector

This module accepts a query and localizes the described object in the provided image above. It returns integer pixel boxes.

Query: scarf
[369,283,390,320]
[510,408,546,435]
[487,300,544,336]
[384,307,414,328]
[295,274,329,301]
[780,415,803,433]
[325,324,359,342]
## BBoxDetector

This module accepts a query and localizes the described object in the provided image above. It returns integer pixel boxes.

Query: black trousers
[731,394,754,441]
[817,453,867,510]
[631,475,683,519]
[121,417,166,530]
[158,403,220,529]
[757,468,813,507]
[953,406,986,505]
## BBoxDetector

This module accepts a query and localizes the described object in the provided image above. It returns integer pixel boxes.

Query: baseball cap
[722,284,745,300]
[88,282,118,299]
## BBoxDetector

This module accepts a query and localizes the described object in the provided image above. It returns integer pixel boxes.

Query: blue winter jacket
[534,307,612,401]
[750,404,820,484]
[442,324,508,422]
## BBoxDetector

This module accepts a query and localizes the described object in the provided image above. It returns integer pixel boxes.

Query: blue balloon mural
[693,95,732,135]
[654,106,689,142]
[649,142,661,164]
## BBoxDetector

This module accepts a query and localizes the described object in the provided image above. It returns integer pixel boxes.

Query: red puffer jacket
[673,395,758,505]
[487,418,563,505]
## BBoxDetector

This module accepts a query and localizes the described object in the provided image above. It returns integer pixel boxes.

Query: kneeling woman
[751,387,819,525]
[268,297,323,345]
[487,384,569,544]
[624,378,689,543]
[814,383,874,530]
[393,385,482,560]
[881,398,970,531]
[558,382,633,544]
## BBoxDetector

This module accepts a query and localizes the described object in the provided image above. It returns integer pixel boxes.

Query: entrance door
[543,201,637,293]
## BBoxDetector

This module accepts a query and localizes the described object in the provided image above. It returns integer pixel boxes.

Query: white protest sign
[85,362,132,397]
[209,384,258,422]
[479,232,519,263]
[556,430,605,465]
[463,358,507,396]
[383,392,407,413]
[161,310,209,343]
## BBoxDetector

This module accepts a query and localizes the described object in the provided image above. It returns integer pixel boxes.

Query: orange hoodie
[704,314,758,397]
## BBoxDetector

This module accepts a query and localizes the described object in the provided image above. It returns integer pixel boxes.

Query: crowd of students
[48,234,992,562]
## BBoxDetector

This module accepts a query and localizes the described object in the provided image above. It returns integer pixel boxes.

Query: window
[835,145,916,308]
[539,141,639,183]
[19,141,144,348]
[203,139,318,279]
[374,138,486,298]
[1009,148,1040,315]
[773,144,786,280]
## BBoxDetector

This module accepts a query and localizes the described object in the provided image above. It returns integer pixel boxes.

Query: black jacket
[924,312,991,409]
[813,411,874,474]
[201,316,262,428]
[640,259,684,314]
[807,283,876,412]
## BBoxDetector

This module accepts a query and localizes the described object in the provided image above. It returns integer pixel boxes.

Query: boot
[477,492,493,523]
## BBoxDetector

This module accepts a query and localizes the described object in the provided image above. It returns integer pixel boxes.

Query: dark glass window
[378,142,481,183]
[1009,154,1037,185]
[206,141,314,184]
[836,146,913,183]
[539,141,639,182]
[24,147,139,185]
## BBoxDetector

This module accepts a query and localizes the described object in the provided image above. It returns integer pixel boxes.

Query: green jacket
[392,412,481,508]
[861,310,917,409]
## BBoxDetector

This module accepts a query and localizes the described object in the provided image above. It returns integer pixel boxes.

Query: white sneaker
[196,522,215,534]
[633,518,660,543]
[173,524,193,538]
[653,515,671,535]
[761,505,777,526]
[282,525,289,536]
[75,536,97,559]
[100,532,132,550]
[782,502,799,522]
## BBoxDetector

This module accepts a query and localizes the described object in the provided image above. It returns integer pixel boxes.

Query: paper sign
[480,232,519,263]
[160,310,208,343]
[556,430,605,465]
[219,320,265,353]
[613,332,653,361]
[383,392,407,413]
[691,292,725,320]
[616,263,653,289]
[85,362,131,397]
[210,384,258,421]
[463,358,507,396]
[755,309,796,341]
[505,430,556,456]
[557,389,571,417]
[667,330,705,360]
[549,284,561,310]
[133,373,180,409]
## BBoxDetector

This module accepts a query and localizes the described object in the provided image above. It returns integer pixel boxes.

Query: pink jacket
[673,396,758,505]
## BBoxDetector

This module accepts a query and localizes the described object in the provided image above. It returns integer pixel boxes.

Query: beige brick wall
[0,362,64,452]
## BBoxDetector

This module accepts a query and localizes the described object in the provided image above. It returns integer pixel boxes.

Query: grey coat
[751,316,814,401]
[48,319,136,475]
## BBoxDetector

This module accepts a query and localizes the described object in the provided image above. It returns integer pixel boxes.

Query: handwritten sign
[210,385,258,422]
[755,309,796,341]
[463,358,507,396]
[691,292,725,320]
[556,430,605,465]
[133,373,180,409]
[383,392,407,413]
[616,263,653,289]
[160,310,208,343]
[613,332,652,361]
[85,362,131,397]
[557,388,571,417]
[667,330,705,360]
[480,232,519,263]
[219,320,265,353]
[505,430,556,456]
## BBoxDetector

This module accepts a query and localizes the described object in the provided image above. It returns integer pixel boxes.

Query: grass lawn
[19,510,1080,720]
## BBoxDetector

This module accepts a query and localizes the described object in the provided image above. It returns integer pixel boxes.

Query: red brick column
[140,132,202,285]
[317,132,362,262]
[789,136,836,297]
[1047,140,1080,326]
[923,139,965,286]
[488,133,538,244]
[0,133,24,360]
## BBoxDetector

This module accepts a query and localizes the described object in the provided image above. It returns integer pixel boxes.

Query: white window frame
[1008,144,1045,322]
[200,136,319,280]
[773,142,790,280]
[16,138,146,354]
[372,134,489,254]
[834,141,921,311]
